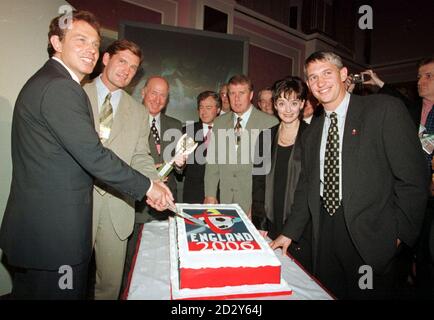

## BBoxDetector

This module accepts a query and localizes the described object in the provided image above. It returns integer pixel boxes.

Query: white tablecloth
[127,220,333,300]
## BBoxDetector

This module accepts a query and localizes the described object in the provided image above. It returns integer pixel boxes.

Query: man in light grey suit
[204,75,279,214]
[83,40,159,300]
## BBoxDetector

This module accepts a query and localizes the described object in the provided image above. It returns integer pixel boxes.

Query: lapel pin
[352,129,358,136]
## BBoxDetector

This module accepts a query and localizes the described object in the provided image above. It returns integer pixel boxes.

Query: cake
[169,204,292,299]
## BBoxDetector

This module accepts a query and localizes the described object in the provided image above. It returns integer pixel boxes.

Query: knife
[167,204,209,228]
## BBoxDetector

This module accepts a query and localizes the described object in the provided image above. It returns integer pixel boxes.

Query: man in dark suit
[347,62,434,298]
[122,76,184,293]
[0,11,173,300]
[271,51,428,299]
[183,91,221,203]
[139,76,184,216]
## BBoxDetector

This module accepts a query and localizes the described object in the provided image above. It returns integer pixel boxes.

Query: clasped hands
[145,180,175,211]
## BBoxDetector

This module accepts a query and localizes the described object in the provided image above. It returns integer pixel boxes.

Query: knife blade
[167,204,209,228]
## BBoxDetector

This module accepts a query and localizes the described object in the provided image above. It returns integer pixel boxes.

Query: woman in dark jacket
[252,76,312,272]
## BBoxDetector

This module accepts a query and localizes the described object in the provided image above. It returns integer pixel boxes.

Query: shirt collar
[52,57,80,84]
[233,104,254,127]
[95,75,122,109]
[324,92,350,120]
[149,112,161,125]
[202,122,213,133]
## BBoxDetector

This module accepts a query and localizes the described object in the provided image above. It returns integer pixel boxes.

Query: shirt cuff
[146,179,154,195]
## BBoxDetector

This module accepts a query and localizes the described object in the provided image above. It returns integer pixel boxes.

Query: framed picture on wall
[119,21,249,123]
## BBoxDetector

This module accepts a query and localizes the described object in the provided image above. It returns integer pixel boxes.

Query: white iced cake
[169,204,292,299]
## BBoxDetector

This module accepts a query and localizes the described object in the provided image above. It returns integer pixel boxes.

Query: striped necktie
[424,105,434,172]
[235,117,242,145]
[204,125,213,147]
[99,92,113,143]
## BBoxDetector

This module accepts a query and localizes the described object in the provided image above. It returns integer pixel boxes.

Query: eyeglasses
[275,99,302,109]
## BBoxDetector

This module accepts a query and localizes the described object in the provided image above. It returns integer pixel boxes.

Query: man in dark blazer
[139,76,184,218]
[0,11,173,300]
[271,51,429,299]
[349,62,434,298]
[183,91,221,203]
[122,76,184,293]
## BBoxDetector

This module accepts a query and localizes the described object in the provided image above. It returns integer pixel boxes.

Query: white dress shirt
[52,57,80,84]
[95,75,122,117]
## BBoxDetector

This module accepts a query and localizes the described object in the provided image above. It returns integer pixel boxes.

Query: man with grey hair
[271,51,428,299]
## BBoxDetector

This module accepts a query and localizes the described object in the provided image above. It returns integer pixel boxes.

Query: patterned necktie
[424,105,434,172]
[235,117,242,145]
[99,92,113,143]
[151,117,161,155]
[323,112,340,215]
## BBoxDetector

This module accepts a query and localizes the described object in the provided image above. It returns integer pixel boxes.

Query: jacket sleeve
[281,133,311,242]
[131,105,159,181]
[252,130,268,230]
[382,96,429,246]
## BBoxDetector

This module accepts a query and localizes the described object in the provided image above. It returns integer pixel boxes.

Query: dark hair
[418,56,434,68]
[105,39,143,63]
[272,76,308,102]
[272,76,308,120]
[228,74,254,92]
[197,91,221,109]
[258,87,272,100]
[47,10,101,57]
[304,51,343,76]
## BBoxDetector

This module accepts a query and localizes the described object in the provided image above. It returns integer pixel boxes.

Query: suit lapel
[307,115,324,217]
[51,59,96,127]
[160,113,169,155]
[342,95,362,208]
[86,81,100,132]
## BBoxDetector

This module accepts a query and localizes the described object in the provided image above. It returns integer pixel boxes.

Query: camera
[351,73,364,84]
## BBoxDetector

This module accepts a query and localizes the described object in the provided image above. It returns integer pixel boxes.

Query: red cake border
[180,265,281,289]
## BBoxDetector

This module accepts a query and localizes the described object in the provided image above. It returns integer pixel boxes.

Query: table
[126,220,333,300]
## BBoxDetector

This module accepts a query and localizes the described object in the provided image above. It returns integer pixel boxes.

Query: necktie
[323,112,340,215]
[151,117,161,155]
[204,125,213,148]
[424,105,434,172]
[95,93,112,195]
[99,92,113,143]
[235,117,242,145]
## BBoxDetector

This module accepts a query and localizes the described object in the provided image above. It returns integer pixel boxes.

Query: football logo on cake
[185,209,241,234]
[182,208,260,251]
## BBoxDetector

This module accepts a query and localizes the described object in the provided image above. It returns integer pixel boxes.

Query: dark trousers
[10,262,88,300]
[316,204,411,299]
[416,198,434,299]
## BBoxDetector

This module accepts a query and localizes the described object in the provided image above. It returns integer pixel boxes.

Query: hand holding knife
[166,204,209,228]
